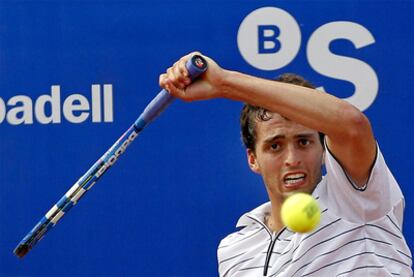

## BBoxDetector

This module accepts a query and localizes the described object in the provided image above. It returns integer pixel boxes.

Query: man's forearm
[220,70,360,142]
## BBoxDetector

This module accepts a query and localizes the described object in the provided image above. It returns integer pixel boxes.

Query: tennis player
[159,52,413,276]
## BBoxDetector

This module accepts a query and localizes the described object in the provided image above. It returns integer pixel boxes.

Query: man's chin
[282,186,313,197]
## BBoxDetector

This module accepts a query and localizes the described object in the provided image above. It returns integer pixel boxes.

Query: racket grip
[139,55,208,124]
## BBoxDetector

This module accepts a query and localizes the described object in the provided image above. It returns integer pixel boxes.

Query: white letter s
[307,21,378,111]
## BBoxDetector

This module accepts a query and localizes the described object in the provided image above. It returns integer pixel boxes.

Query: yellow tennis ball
[281,193,321,233]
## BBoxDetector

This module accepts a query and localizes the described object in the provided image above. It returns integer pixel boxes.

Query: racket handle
[13,55,208,258]
[138,55,208,124]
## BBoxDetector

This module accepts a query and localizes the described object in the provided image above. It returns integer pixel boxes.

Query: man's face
[247,113,324,203]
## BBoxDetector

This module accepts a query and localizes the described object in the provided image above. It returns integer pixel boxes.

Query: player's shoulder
[218,202,271,257]
[219,221,263,247]
[217,221,269,264]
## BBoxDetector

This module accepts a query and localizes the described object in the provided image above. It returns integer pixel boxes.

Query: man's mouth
[283,173,306,188]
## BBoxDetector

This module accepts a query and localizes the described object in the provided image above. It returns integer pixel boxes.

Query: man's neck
[265,203,284,232]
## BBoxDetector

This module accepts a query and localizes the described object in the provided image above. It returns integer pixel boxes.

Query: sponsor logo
[0,84,113,125]
[95,130,138,178]
[237,7,378,111]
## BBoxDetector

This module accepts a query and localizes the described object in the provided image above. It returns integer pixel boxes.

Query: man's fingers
[164,78,186,98]
[159,73,168,88]
[172,64,187,89]
[177,59,191,84]
[166,67,175,81]
[165,58,192,89]
[159,51,208,101]
[159,73,185,98]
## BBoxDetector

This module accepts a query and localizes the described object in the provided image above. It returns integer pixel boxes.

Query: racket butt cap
[13,244,29,258]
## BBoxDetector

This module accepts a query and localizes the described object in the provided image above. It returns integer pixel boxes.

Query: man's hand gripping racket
[14,55,208,258]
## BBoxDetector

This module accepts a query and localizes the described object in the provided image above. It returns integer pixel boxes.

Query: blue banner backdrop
[0,1,412,276]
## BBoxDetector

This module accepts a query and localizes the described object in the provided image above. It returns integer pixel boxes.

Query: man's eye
[299,139,310,146]
[271,143,280,150]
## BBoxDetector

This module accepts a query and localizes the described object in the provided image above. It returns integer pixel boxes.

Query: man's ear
[247,149,260,174]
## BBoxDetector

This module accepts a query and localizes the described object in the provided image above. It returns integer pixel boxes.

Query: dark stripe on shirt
[292,231,391,263]
[386,214,401,232]
[299,251,411,277]
[365,223,402,239]
[335,265,385,276]
[286,237,392,277]
[222,257,255,277]
[397,249,412,260]
[376,253,411,267]
[295,236,390,264]
[218,226,266,249]
[238,265,270,271]
[296,218,342,244]
[219,251,247,264]
[299,251,376,276]
[291,218,346,255]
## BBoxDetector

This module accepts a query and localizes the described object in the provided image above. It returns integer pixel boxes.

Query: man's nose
[284,146,301,167]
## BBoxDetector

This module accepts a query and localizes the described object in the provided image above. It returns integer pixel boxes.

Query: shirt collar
[236,201,271,228]
[235,178,327,228]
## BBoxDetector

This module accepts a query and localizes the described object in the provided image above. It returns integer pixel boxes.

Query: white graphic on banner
[237,7,301,70]
[307,22,378,111]
[237,7,379,111]
[0,84,113,125]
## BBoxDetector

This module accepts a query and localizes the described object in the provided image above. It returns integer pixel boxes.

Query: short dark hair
[240,73,325,151]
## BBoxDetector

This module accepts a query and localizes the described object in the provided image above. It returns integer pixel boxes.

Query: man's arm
[159,52,376,187]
